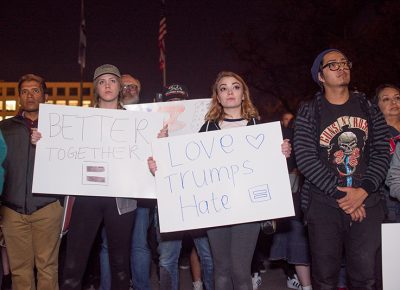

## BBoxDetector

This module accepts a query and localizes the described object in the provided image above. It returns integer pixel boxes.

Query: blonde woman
[148,71,291,290]
[194,71,290,290]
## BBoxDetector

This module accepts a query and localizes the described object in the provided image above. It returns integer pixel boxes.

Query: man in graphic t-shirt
[294,49,389,289]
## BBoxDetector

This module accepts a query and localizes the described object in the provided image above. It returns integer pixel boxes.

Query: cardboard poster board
[382,223,400,290]
[124,99,211,136]
[152,121,295,232]
[32,104,164,198]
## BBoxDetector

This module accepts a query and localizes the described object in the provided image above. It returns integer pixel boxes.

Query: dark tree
[226,0,400,120]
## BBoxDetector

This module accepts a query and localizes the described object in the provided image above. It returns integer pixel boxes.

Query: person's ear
[318,71,325,83]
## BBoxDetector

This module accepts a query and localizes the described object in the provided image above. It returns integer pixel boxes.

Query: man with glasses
[0,74,64,290]
[121,74,141,105]
[294,49,389,289]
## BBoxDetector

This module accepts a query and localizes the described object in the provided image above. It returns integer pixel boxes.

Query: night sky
[1,0,269,103]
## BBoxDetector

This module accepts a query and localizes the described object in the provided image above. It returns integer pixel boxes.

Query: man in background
[0,74,63,290]
[121,74,141,105]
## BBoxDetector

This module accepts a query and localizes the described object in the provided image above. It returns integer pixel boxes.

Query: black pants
[60,196,134,290]
[307,197,384,290]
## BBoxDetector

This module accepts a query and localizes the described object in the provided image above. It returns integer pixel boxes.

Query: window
[82,100,91,107]
[6,87,15,96]
[46,100,54,104]
[83,88,90,96]
[0,116,2,121]
[0,101,3,110]
[5,100,17,111]
[5,116,13,119]
[56,100,67,105]
[57,88,65,96]
[47,88,53,96]
[70,88,78,96]
[69,100,79,106]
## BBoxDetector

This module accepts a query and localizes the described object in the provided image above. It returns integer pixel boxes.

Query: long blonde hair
[205,71,259,122]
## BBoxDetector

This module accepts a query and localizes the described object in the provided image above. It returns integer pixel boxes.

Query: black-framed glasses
[321,61,352,71]
[123,84,138,91]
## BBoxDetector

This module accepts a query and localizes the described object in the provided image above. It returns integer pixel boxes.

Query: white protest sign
[152,121,295,232]
[33,104,164,198]
[382,223,400,290]
[125,99,210,136]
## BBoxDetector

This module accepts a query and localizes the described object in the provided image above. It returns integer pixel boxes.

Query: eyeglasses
[380,95,400,104]
[122,84,139,91]
[321,61,352,71]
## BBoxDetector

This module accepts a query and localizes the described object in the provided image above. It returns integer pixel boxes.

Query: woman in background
[377,84,400,222]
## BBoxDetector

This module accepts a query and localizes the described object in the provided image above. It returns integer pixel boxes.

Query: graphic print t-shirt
[319,95,368,188]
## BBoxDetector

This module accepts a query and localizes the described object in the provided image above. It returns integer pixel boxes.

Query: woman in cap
[59,64,136,290]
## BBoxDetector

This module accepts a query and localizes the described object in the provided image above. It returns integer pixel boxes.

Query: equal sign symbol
[82,162,109,185]
[248,184,271,203]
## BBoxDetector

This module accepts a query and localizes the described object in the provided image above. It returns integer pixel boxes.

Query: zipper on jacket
[24,126,31,214]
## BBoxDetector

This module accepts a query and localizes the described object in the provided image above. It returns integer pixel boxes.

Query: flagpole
[78,0,86,106]
[79,65,83,106]
[163,58,167,87]
[159,0,167,88]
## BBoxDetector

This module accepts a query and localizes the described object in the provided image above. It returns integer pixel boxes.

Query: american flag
[158,1,167,71]
[78,0,86,69]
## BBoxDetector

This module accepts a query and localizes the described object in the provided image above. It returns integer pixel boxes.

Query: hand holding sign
[31,128,42,145]
[33,104,164,198]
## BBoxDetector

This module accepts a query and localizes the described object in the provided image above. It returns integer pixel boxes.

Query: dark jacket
[294,91,390,211]
[0,116,59,214]
[0,130,6,193]
[199,118,259,132]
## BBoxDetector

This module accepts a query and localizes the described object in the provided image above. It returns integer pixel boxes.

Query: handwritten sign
[125,99,210,136]
[152,121,295,232]
[382,223,400,290]
[32,104,164,198]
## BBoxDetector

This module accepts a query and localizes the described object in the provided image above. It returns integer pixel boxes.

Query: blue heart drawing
[246,134,265,149]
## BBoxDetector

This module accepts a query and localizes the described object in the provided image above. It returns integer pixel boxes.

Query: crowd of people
[0,47,399,290]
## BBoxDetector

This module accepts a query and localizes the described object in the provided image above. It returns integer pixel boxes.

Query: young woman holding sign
[31,64,142,290]
[149,71,291,290]
[203,71,291,290]
[58,64,138,290]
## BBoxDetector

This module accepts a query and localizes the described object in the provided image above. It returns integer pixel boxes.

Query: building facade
[0,81,94,120]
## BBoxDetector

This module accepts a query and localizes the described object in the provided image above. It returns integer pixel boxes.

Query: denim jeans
[131,207,152,290]
[158,234,214,290]
[99,207,153,290]
[99,228,111,290]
